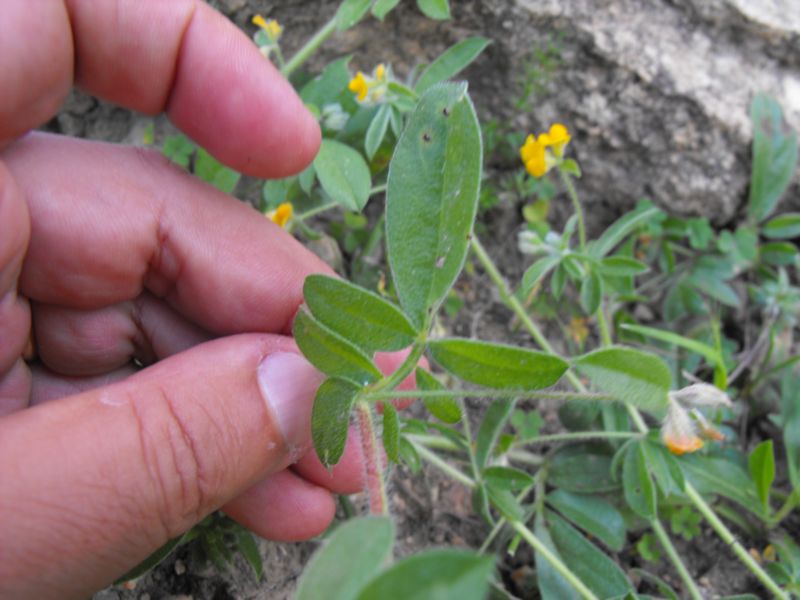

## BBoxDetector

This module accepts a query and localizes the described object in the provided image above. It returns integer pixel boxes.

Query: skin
[0,1,411,597]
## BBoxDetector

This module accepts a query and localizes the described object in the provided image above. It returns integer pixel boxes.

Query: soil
[42,2,787,599]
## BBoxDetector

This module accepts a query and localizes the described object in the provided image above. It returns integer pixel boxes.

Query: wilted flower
[267,202,293,228]
[661,383,731,455]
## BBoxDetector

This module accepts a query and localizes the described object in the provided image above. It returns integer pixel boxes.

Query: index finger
[0,0,319,178]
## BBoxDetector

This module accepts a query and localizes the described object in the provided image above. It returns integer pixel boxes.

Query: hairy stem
[356,402,388,515]
[364,388,612,402]
[559,169,586,251]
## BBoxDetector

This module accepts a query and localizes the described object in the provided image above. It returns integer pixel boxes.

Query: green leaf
[763,213,800,239]
[416,368,462,423]
[483,466,535,491]
[296,516,394,600]
[749,94,799,222]
[298,163,316,194]
[560,159,581,178]
[749,440,775,512]
[688,274,740,307]
[311,378,360,468]
[294,309,382,385]
[236,529,263,581]
[510,409,543,440]
[115,534,187,583]
[620,323,720,364]
[399,437,422,472]
[314,139,372,212]
[301,56,352,108]
[546,510,634,597]
[382,402,400,462]
[262,177,295,210]
[387,82,419,112]
[415,37,491,94]
[598,256,650,277]
[372,0,402,19]
[630,569,679,600]
[547,490,626,552]
[760,241,798,266]
[335,0,373,30]
[682,454,761,516]
[588,202,662,259]
[487,486,524,522]
[548,443,619,493]
[304,275,417,354]
[573,346,672,413]
[475,399,516,470]
[534,515,576,599]
[416,0,451,20]
[550,263,566,299]
[365,103,392,160]
[428,338,568,390]
[194,148,241,194]
[357,549,494,600]
[579,269,603,315]
[162,134,195,168]
[623,442,657,520]
[521,256,560,293]
[640,439,685,498]
[386,82,482,328]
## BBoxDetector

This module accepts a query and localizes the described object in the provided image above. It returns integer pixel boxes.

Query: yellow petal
[375,63,386,81]
[268,202,293,228]
[252,14,268,28]
[348,72,369,102]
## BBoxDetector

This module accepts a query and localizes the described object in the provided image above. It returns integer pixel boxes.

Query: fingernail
[257,352,324,455]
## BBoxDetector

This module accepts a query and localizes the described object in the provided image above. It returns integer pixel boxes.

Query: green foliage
[314,139,372,211]
[386,82,482,328]
[303,274,417,353]
[573,347,672,413]
[416,0,451,20]
[295,517,394,600]
[415,37,491,94]
[748,94,799,222]
[311,378,361,468]
[428,339,568,390]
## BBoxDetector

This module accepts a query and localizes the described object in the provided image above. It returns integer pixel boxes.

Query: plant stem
[364,388,612,402]
[470,236,588,392]
[370,183,387,195]
[685,483,788,599]
[281,15,338,77]
[356,402,388,515]
[769,489,800,527]
[514,430,638,446]
[509,521,600,600]
[412,441,475,488]
[295,201,339,222]
[651,519,704,600]
[595,302,614,346]
[559,169,586,251]
[368,339,427,395]
[414,442,594,600]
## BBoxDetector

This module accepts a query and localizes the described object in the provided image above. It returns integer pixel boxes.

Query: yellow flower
[348,71,369,102]
[520,134,548,178]
[348,64,390,103]
[519,123,570,178]
[539,123,571,157]
[252,15,282,41]
[267,202,293,228]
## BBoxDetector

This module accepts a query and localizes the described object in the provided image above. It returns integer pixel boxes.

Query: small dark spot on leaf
[422,132,432,142]
[442,107,450,117]
[466,233,473,241]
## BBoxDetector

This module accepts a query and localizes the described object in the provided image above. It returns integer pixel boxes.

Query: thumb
[0,334,321,600]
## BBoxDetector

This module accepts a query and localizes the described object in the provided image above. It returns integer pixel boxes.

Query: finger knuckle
[129,385,209,538]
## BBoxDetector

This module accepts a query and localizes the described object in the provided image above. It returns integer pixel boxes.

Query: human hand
[0,1,376,597]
